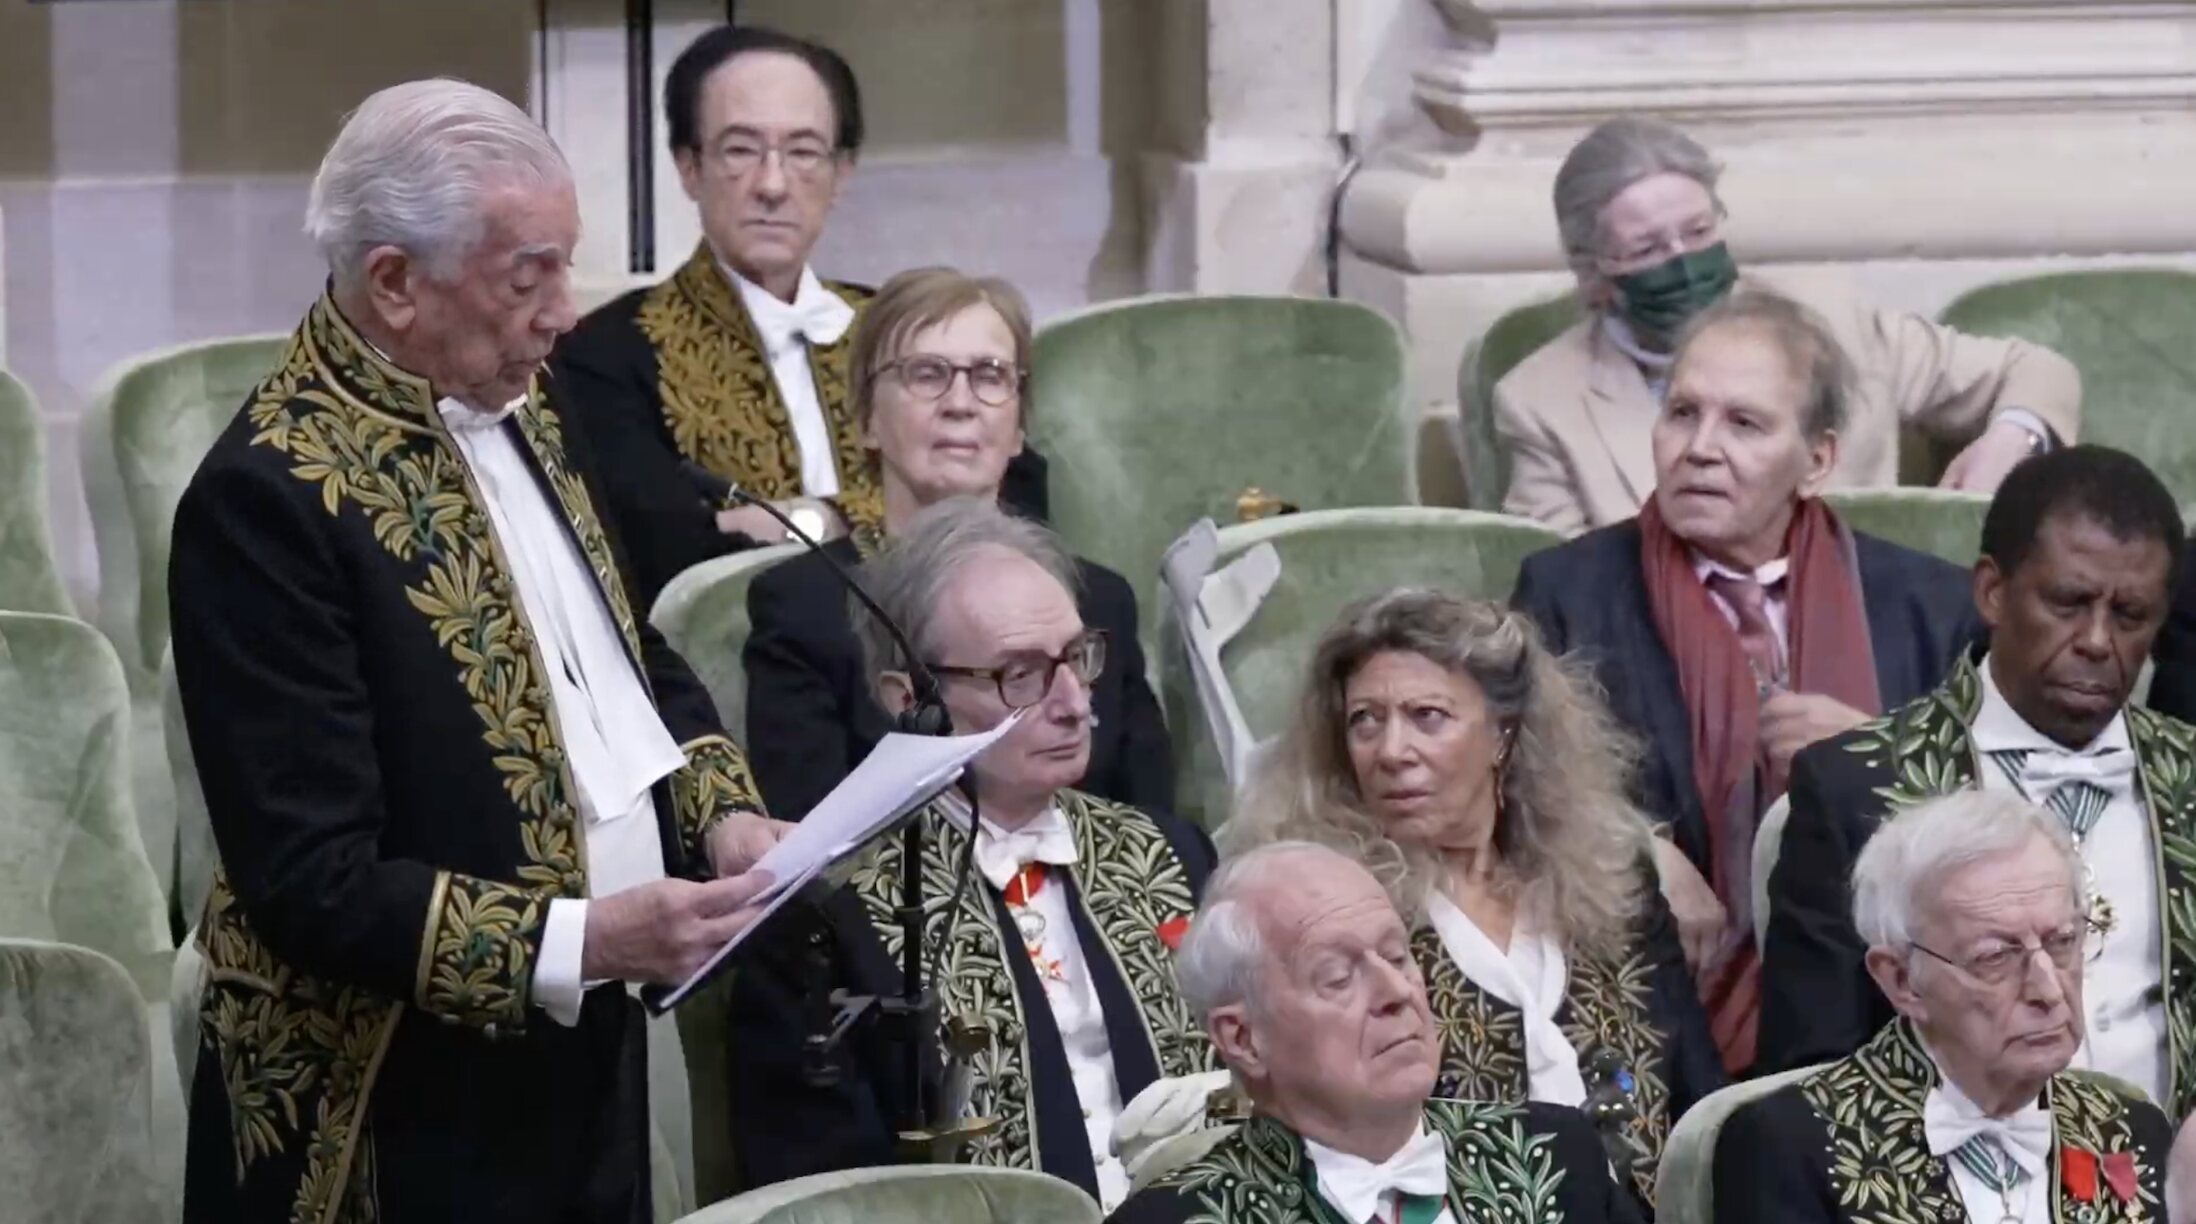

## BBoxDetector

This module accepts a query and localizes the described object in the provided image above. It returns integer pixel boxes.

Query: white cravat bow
[973,808,1079,892]
[437,394,524,432]
[743,270,855,358]
[1307,1126,1451,1224]
[1922,1086,2054,1182]
[2017,748,2137,804]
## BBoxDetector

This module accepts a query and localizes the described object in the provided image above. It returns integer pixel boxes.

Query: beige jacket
[1492,278,2082,536]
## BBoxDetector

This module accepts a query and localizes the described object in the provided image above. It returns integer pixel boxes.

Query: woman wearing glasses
[727,499,1216,1209]
[743,266,1173,820]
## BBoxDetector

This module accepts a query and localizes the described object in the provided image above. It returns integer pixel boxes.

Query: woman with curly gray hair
[1224,587,1722,1212]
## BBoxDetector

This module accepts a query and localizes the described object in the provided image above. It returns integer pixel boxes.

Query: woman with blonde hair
[1225,586,1722,1213]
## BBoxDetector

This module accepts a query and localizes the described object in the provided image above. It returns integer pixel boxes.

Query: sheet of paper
[649,711,1024,1012]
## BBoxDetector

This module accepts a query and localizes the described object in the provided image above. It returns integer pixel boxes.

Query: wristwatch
[787,504,829,542]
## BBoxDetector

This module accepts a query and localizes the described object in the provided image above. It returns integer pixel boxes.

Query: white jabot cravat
[938,794,1130,1209]
[1970,654,2168,1109]
[1423,892,1587,1107]
[1920,1057,2053,1224]
[722,261,855,500]
[1303,1124,1455,1224]
[1690,552,1792,660]
[439,396,689,1027]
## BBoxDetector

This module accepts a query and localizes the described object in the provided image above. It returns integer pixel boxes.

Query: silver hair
[1174,841,1351,1021]
[306,78,571,289]
[851,497,1079,681]
[1553,116,1723,271]
[1850,789,2085,951]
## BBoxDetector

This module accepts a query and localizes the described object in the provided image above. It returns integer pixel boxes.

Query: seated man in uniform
[726,498,1211,1210]
[1758,445,2194,1125]
[1717,790,2173,1223]
[552,25,1042,606]
[1110,841,1639,1224]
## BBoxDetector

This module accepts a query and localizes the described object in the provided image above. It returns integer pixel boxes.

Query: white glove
[1112,1070,1236,1181]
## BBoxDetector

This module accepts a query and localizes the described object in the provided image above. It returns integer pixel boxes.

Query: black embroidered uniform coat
[725,791,1217,1200]
[550,243,1047,608]
[1413,873,1724,1213]
[1715,1019,2174,1224]
[742,530,1175,820]
[171,294,767,1224]
[1107,1099,1644,1224]
[1756,655,2196,1121]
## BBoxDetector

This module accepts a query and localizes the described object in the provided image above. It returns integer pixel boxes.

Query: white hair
[851,497,1078,680]
[1552,116,1722,272]
[1850,790,2084,950]
[306,78,570,289]
[1175,841,1355,1022]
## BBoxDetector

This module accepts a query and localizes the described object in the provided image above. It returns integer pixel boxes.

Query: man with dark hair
[1758,445,2196,1123]
[550,24,1041,607]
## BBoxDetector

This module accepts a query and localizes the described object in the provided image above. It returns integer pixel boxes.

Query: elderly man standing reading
[171,81,784,1223]
[1715,791,2173,1223]
[1109,842,1640,1224]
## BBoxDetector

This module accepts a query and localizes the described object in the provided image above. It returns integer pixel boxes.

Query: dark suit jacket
[743,539,1174,820]
[1510,518,1982,876]
[1716,1019,2173,1224]
[2147,539,2196,722]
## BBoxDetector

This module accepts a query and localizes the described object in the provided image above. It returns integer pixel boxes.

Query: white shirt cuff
[1993,407,2052,449]
[533,898,589,1027]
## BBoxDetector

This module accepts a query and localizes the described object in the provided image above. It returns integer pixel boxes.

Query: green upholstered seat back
[0,613,171,998]
[81,334,287,690]
[677,1164,1102,1224]
[1819,487,1990,568]
[160,648,216,934]
[1938,269,2196,498]
[1159,508,1564,828]
[648,544,804,745]
[1653,1062,1826,1224]
[0,368,72,617]
[1028,295,1415,622]
[0,938,164,1224]
[1457,296,1579,509]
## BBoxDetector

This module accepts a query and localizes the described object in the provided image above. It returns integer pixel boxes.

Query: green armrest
[677,1165,1101,1224]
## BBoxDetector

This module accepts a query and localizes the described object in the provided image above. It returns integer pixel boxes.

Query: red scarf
[1639,495,1880,1071]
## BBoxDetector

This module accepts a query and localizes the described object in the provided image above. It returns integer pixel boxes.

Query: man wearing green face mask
[1489,116,2082,538]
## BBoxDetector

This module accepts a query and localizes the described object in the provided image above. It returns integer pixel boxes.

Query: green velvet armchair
[1819,487,1991,568]
[1652,1063,1826,1224]
[0,368,73,617]
[676,1165,1102,1224]
[1455,295,1579,511]
[1158,508,1564,828]
[648,544,804,745]
[0,938,164,1224]
[1027,295,1416,627]
[1938,269,2196,499]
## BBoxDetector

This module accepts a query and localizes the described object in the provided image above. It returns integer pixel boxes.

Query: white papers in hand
[652,711,1024,1011]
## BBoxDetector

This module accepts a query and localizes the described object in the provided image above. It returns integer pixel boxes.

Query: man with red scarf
[1511,289,1980,1073]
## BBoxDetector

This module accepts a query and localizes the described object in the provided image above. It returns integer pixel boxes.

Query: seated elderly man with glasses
[726,498,1216,1210]
[1715,790,2172,1224]
[1110,841,1641,1224]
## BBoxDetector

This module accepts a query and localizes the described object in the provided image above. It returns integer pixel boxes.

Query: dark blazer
[1716,1018,2173,1224]
[744,539,1173,820]
[1510,518,1983,876]
[1755,653,2196,1113]
[1416,869,1723,1214]
[725,792,1217,1200]
[2146,539,2196,722]
[1109,1100,1644,1224]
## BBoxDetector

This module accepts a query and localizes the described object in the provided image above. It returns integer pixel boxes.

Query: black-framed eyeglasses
[1909,917,2102,988]
[928,629,1107,710]
[877,355,1025,407]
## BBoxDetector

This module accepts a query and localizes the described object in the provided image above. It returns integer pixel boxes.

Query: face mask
[1613,241,1738,344]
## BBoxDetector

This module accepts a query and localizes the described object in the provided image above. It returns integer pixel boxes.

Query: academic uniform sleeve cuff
[533,898,589,1028]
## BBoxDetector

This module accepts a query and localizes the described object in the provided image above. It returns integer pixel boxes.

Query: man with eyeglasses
[1492,115,2082,537]
[1759,446,2195,1124]
[725,497,1214,1208]
[551,25,1044,608]
[741,267,1173,823]
[1718,790,2172,1224]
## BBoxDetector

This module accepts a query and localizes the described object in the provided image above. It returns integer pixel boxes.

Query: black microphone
[683,460,948,737]
[1580,1047,1640,1186]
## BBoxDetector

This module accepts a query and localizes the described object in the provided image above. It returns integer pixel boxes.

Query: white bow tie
[1307,1126,1451,1224]
[1923,1086,2054,1182]
[437,395,524,433]
[973,813,1078,893]
[2018,748,2136,801]
[742,279,854,359]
